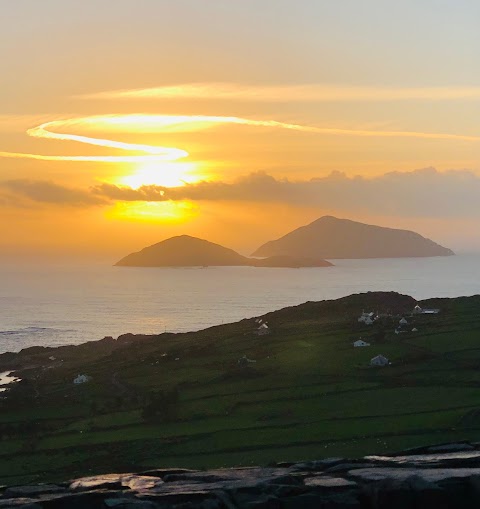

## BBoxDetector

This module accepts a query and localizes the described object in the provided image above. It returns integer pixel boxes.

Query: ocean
[1,255,479,354]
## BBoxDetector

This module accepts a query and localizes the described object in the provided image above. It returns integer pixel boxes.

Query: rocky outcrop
[4,442,480,508]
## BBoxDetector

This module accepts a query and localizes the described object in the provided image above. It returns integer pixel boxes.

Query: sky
[1,0,480,259]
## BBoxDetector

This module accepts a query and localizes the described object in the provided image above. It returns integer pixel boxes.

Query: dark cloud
[2,168,480,218]
[1,179,107,206]
[92,168,480,218]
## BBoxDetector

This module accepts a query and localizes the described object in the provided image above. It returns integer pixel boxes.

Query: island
[115,235,333,268]
[252,215,454,259]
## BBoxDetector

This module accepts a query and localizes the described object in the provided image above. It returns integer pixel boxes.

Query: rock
[139,468,197,478]
[120,476,164,491]
[4,485,65,498]
[326,462,375,474]
[0,499,39,508]
[69,474,124,491]
[428,444,475,454]
[304,476,358,489]
[104,498,158,508]
[362,475,447,509]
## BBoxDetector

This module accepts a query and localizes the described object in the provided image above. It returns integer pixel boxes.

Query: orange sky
[1,1,480,259]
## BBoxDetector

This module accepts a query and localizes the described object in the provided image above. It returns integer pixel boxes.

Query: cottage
[358,311,375,324]
[399,317,408,326]
[413,305,440,315]
[412,327,419,332]
[370,355,389,367]
[254,323,271,336]
[238,355,256,367]
[73,374,91,385]
[354,339,370,347]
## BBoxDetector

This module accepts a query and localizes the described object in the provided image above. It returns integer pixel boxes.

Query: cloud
[80,82,480,103]
[92,168,480,218]
[2,114,480,166]
[2,180,107,206]
[3,168,480,219]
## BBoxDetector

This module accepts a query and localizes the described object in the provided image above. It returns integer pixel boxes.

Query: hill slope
[115,235,332,267]
[252,216,454,259]
[3,292,480,485]
[115,235,250,267]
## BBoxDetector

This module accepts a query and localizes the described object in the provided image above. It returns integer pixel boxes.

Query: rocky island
[252,216,454,259]
[115,235,332,268]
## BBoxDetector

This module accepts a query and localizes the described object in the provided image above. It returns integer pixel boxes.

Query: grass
[2,291,480,485]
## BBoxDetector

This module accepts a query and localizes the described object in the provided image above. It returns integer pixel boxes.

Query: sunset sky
[2,0,480,259]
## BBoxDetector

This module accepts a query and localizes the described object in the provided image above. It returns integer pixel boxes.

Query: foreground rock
[5,442,480,507]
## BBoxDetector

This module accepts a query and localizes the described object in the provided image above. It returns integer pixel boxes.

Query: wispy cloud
[80,82,480,102]
[2,114,480,166]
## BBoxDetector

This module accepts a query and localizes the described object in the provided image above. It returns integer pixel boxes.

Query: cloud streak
[2,114,480,166]
[81,82,480,103]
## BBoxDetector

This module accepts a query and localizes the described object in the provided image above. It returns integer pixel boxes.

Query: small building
[370,355,389,367]
[358,311,375,324]
[413,305,439,315]
[254,323,270,336]
[354,339,370,347]
[73,374,91,385]
[412,327,419,332]
[238,355,256,368]
[399,317,408,326]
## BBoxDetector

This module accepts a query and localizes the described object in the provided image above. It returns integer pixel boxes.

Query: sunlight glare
[118,161,201,189]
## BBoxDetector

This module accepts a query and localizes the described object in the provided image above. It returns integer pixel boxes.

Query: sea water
[0,255,479,353]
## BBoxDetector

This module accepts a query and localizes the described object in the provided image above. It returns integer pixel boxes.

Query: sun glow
[108,200,198,223]
[118,161,201,189]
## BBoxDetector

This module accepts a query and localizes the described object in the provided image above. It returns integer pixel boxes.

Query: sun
[118,161,201,189]
[107,160,204,222]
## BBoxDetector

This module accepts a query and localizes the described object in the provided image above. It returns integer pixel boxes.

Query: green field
[1,291,480,485]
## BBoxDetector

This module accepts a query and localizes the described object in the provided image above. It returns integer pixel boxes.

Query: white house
[399,317,408,326]
[358,311,375,324]
[354,340,370,347]
[73,374,91,385]
[413,305,439,315]
[412,327,419,332]
[254,323,270,336]
[370,355,389,367]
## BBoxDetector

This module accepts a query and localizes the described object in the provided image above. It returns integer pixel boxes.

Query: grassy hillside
[1,291,480,485]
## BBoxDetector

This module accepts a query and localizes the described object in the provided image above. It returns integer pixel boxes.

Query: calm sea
[1,255,479,354]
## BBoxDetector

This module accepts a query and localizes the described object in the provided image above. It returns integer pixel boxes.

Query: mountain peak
[252,217,454,259]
